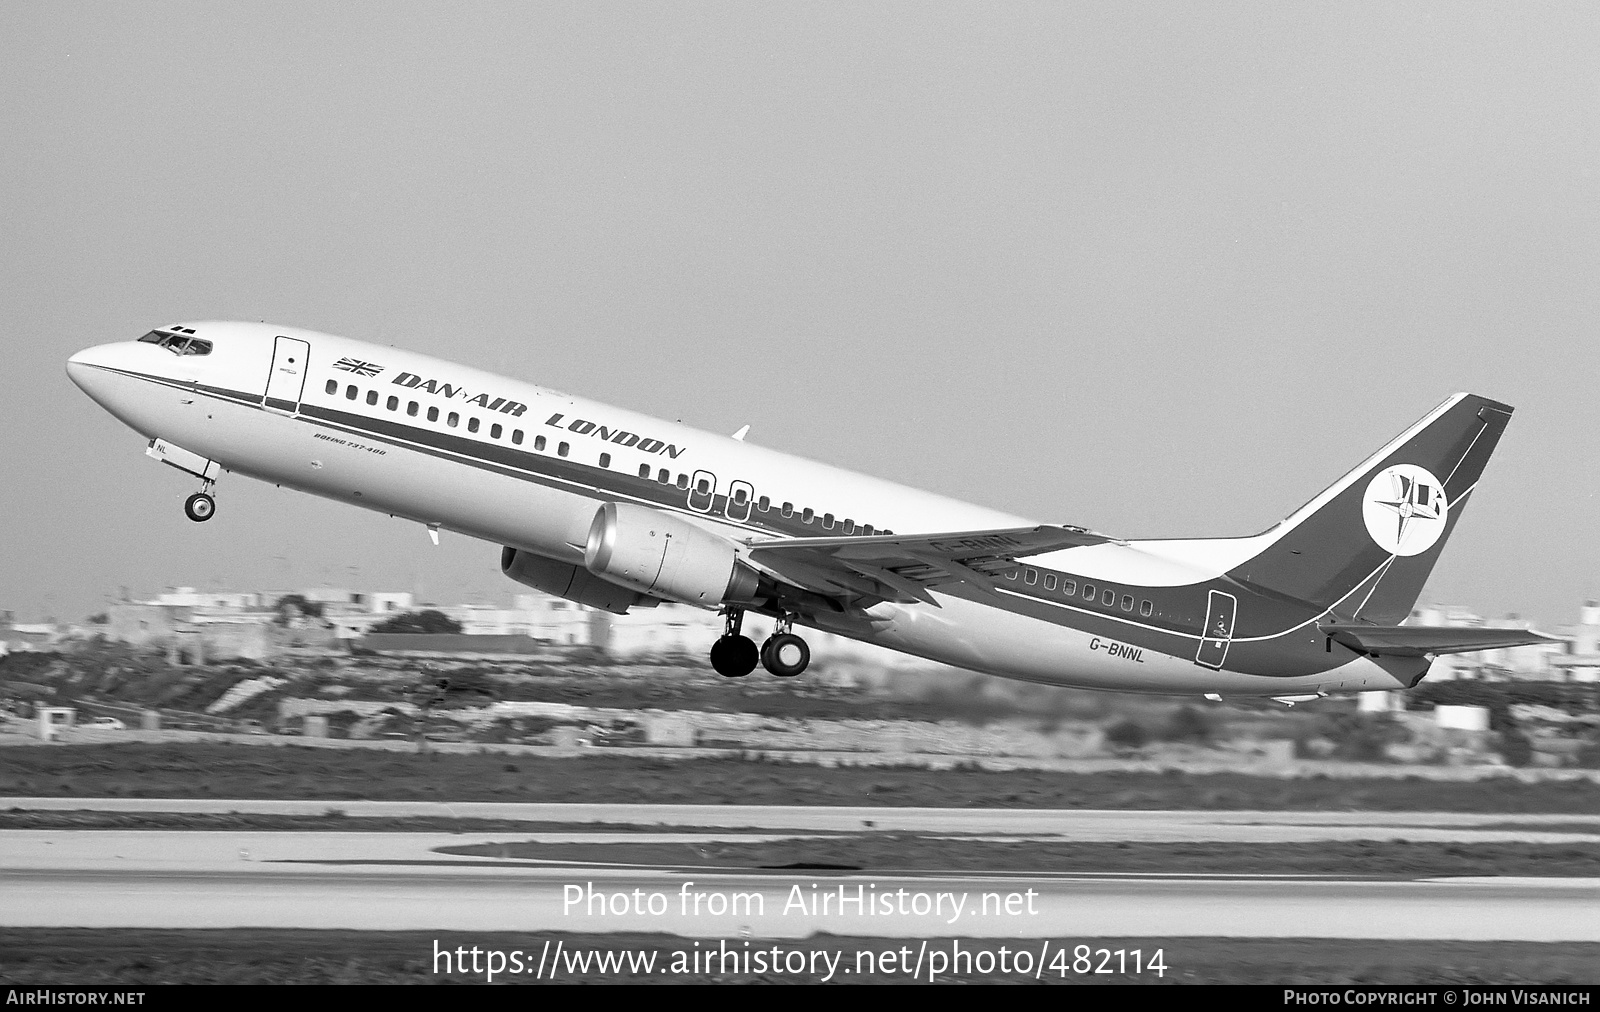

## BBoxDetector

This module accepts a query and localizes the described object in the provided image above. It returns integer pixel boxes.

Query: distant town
[0,585,905,670]
[1,586,1597,683]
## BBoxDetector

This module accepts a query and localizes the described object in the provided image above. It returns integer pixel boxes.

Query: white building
[369,592,414,614]
[1549,601,1600,683]
[150,587,266,610]
[441,594,597,645]
[1409,603,1587,682]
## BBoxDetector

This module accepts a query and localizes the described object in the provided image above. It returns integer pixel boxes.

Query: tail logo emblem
[1362,464,1449,556]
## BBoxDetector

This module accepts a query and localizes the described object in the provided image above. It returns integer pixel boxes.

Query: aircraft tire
[710,634,759,678]
[761,633,810,678]
[184,493,216,523]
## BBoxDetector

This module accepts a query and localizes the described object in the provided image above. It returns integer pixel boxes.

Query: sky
[2,3,1597,627]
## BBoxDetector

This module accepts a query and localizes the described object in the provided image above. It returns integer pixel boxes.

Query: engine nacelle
[584,502,761,607]
[500,546,655,615]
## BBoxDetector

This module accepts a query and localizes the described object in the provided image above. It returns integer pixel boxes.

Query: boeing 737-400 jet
[67,322,1550,700]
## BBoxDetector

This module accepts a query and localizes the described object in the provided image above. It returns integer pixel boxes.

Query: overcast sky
[3,3,1596,627]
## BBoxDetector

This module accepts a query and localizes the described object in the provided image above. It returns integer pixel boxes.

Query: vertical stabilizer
[1227,393,1513,623]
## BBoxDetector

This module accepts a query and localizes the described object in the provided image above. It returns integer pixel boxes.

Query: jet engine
[584,502,761,607]
[500,546,655,614]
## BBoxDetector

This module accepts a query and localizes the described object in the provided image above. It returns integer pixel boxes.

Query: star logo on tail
[1362,464,1449,557]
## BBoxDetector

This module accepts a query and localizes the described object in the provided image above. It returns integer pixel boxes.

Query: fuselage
[66,321,1420,696]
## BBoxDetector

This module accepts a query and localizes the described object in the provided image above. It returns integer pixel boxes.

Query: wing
[741,525,1119,606]
[1319,623,1557,657]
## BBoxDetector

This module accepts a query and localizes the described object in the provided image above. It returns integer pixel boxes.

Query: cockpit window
[137,330,212,356]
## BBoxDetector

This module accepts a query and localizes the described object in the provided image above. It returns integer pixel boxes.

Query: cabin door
[1194,590,1237,669]
[263,336,311,414]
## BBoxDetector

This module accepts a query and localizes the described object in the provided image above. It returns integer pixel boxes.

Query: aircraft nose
[66,343,125,402]
[67,344,104,387]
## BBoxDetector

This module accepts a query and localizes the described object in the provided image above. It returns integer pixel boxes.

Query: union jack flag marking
[333,357,384,377]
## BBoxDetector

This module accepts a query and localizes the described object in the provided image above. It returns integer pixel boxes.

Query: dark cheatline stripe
[94,363,1357,676]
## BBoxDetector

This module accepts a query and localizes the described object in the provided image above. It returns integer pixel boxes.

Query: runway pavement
[2,801,1599,940]
[7,859,1599,940]
[4,797,1600,843]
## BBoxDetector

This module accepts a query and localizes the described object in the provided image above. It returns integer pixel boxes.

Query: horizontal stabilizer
[1320,623,1557,657]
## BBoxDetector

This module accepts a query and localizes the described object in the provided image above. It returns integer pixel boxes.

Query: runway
[3,799,1600,941]
[6,797,1600,843]
[8,859,1599,940]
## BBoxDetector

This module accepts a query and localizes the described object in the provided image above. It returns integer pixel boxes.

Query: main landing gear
[709,609,812,679]
[710,609,759,678]
[760,614,810,678]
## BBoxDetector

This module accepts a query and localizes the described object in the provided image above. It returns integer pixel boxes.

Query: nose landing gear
[183,492,216,522]
[146,438,221,523]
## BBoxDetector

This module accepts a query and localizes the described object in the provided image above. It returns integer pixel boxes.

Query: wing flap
[743,524,1116,603]
[1320,623,1557,657]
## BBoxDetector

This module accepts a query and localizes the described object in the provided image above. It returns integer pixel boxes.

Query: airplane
[66,322,1552,701]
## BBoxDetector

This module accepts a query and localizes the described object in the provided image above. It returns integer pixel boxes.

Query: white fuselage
[66,322,1408,696]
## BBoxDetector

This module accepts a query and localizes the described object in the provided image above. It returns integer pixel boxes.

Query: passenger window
[781,502,794,518]
[387,396,398,411]
[346,385,358,400]
[325,380,337,395]
[447,412,459,427]
[843,519,855,534]
[1083,584,1096,600]
[600,453,611,468]
[658,468,670,483]
[757,496,770,511]
[1044,574,1056,591]
[427,407,439,422]
[1024,569,1037,586]
[407,401,418,416]
[534,435,545,450]
[1121,595,1133,611]
[676,474,689,489]
[638,464,650,478]
[802,508,814,524]
[366,390,378,406]
[863,525,874,536]
[1140,600,1153,617]
[558,442,569,457]
[1063,580,1076,596]
[822,513,834,529]
[467,417,479,433]
[512,430,524,445]
[1102,589,1115,606]
[491,423,501,439]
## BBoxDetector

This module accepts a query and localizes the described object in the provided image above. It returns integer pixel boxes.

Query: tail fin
[1227,393,1514,623]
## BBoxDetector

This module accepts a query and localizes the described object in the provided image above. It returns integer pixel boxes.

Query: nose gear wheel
[184,492,216,522]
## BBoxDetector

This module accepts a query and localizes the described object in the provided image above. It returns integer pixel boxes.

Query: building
[0,610,58,656]
[1408,603,1589,682]
[1549,601,1600,683]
